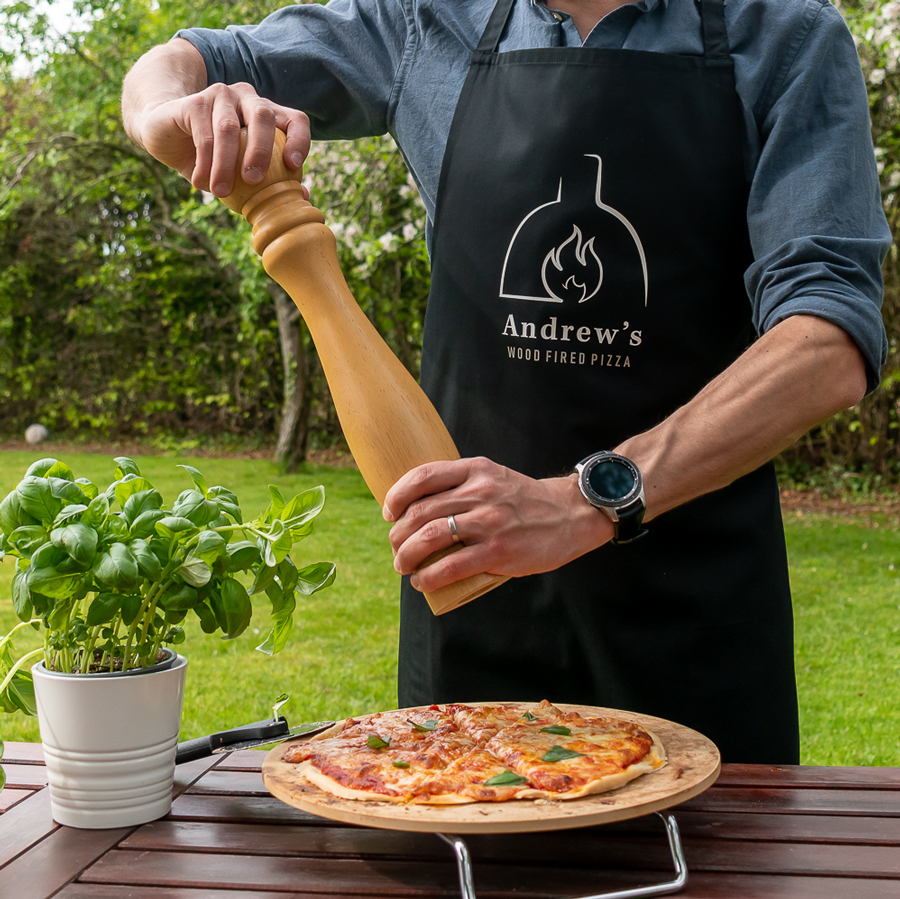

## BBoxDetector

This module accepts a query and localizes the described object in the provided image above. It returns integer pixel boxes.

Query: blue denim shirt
[180,0,891,389]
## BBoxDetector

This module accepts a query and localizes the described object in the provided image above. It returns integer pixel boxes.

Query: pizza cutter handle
[437,810,687,899]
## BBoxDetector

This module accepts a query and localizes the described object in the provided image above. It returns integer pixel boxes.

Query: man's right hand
[122,38,311,199]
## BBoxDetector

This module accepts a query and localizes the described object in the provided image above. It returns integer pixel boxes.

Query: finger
[387,490,469,552]
[410,542,499,594]
[281,111,311,171]
[238,94,278,184]
[383,460,472,523]
[207,96,244,197]
[393,512,469,575]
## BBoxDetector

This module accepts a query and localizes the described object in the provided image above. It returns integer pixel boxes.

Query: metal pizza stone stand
[262,704,721,899]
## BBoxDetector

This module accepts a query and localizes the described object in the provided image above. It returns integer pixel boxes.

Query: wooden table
[1,741,899,898]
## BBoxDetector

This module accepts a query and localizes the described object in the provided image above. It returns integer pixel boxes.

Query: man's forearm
[617,314,869,521]
[121,39,207,148]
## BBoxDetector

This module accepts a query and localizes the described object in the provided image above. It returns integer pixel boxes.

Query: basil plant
[0,457,336,697]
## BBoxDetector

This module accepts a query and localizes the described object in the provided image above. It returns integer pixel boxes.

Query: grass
[1,449,899,767]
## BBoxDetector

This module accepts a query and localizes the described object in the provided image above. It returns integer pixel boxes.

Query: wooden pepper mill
[221,131,509,615]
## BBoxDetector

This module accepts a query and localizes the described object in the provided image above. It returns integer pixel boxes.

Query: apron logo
[499,155,648,307]
[542,226,602,303]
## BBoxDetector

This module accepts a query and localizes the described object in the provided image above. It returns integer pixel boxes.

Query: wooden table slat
[112,820,900,879]
[54,873,900,899]
[0,788,59,869]
[187,769,267,794]
[0,786,37,813]
[682,785,900,817]
[0,763,50,788]
[716,764,900,790]
[0,742,46,764]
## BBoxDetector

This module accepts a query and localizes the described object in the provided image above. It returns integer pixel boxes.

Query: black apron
[399,0,799,765]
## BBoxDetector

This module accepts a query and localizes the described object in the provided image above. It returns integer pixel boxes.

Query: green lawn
[2,450,899,767]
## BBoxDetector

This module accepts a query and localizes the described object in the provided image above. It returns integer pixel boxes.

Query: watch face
[585,457,638,504]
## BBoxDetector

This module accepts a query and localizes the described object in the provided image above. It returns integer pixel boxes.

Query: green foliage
[0,455,335,706]
[0,0,429,460]
[781,1,900,480]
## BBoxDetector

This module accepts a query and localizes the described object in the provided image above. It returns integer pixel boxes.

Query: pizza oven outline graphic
[499,155,649,307]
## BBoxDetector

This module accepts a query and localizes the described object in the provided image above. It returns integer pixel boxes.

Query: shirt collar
[534,0,669,14]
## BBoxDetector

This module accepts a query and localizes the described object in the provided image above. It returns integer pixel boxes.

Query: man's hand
[383,457,613,593]
[122,39,310,198]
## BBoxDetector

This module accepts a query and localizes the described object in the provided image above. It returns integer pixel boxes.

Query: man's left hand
[382,457,612,593]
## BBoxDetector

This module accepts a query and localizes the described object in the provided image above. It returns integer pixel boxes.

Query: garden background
[1,0,900,765]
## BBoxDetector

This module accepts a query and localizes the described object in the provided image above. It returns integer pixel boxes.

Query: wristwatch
[575,452,648,545]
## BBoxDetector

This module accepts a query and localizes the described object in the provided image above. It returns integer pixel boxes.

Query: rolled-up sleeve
[176,0,411,140]
[744,2,890,393]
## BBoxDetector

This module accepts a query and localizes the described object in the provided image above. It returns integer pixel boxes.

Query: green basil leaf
[226,540,261,572]
[178,464,208,497]
[130,509,168,539]
[212,577,252,639]
[114,457,141,478]
[159,582,200,612]
[131,538,163,580]
[81,493,109,529]
[86,593,122,626]
[540,725,572,736]
[407,719,438,732]
[8,525,49,558]
[178,554,212,588]
[295,561,337,596]
[12,569,33,621]
[263,485,285,523]
[51,522,99,568]
[173,489,220,526]
[194,531,226,564]
[367,734,390,750]
[17,477,62,524]
[541,745,586,763]
[112,476,154,509]
[484,770,528,787]
[1,490,38,534]
[26,564,83,600]
[521,711,538,721]
[48,477,88,506]
[262,520,292,567]
[392,760,410,769]
[53,503,88,526]
[122,489,163,526]
[74,478,98,501]
[248,560,277,595]
[280,486,325,535]
[92,543,141,591]
[154,517,199,542]
[209,486,242,524]
[3,669,36,717]
[120,593,143,626]
[25,458,66,479]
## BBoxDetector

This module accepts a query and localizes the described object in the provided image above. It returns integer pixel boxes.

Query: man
[122,0,890,763]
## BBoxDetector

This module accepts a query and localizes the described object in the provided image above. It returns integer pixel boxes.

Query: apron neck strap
[697,0,730,58]
[477,0,516,54]
[477,0,730,58]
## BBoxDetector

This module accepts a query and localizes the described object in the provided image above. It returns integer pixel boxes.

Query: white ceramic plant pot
[32,651,188,829]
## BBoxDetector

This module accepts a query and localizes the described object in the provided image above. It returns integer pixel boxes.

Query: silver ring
[447,514,461,544]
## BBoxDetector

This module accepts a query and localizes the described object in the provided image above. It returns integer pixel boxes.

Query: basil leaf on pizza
[366,733,390,750]
[407,718,438,731]
[541,745,586,762]
[484,770,528,786]
[540,725,572,736]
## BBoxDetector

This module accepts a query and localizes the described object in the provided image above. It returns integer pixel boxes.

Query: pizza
[282,700,666,804]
